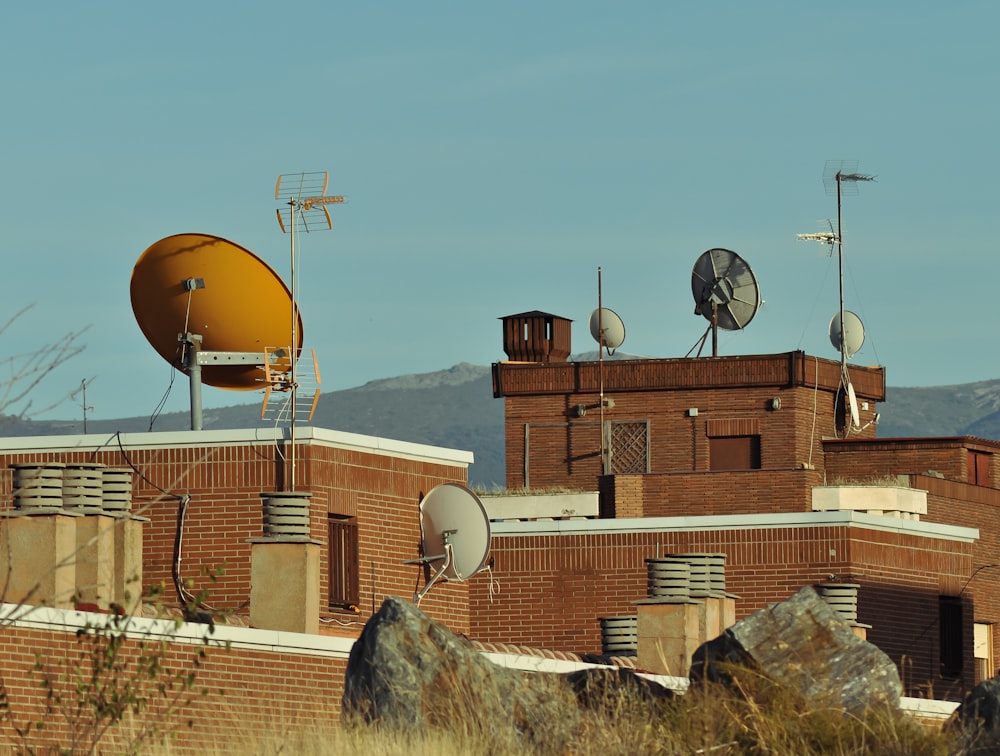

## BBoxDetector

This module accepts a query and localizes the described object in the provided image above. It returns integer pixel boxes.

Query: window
[709,436,761,471]
[328,515,359,610]
[975,623,994,684]
[940,596,964,679]
[968,450,992,486]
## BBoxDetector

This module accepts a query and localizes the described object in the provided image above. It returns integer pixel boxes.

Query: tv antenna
[589,267,624,473]
[403,484,492,605]
[78,377,95,433]
[688,248,762,357]
[274,171,344,490]
[797,160,876,435]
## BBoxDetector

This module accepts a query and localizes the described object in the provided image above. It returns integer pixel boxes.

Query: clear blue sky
[2,2,998,423]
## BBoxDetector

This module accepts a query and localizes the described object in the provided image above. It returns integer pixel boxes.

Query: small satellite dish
[589,308,626,353]
[131,233,302,390]
[847,381,860,428]
[404,483,492,604]
[829,311,865,359]
[689,248,761,357]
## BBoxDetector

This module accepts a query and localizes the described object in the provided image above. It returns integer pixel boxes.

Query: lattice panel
[608,421,649,474]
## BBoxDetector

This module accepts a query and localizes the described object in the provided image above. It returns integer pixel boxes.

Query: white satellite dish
[847,381,860,428]
[589,307,626,353]
[403,483,492,604]
[829,311,865,359]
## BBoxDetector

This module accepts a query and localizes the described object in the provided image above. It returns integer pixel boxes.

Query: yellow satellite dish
[130,233,302,390]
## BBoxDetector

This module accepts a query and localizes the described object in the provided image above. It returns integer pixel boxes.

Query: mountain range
[5,360,1000,488]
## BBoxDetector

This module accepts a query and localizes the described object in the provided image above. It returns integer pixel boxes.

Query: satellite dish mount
[589,267,625,473]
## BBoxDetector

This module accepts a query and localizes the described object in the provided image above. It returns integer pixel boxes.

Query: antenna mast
[79,377,95,433]
[798,160,876,437]
[275,171,344,491]
[798,162,875,382]
[597,267,606,472]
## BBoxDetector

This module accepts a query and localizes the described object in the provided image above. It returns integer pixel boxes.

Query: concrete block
[0,514,78,608]
[250,541,321,634]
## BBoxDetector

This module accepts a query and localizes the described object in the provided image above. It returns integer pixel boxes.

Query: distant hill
[0,363,506,488]
[5,361,1000,488]
[878,379,1000,440]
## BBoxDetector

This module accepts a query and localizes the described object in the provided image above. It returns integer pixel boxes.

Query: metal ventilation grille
[608,421,649,474]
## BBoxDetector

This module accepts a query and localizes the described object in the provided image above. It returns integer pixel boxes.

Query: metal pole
[288,200,298,492]
[598,267,606,474]
[185,334,203,431]
[837,172,846,375]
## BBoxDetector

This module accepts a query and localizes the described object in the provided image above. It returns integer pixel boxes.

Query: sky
[2,2,998,425]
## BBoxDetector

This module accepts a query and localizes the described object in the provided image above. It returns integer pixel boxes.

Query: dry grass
[146,669,960,756]
[473,485,584,496]
[825,474,910,488]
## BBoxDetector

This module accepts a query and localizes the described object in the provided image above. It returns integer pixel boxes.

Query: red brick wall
[503,383,877,491]
[468,521,973,697]
[823,438,974,483]
[603,468,824,517]
[0,433,471,634]
[916,474,1000,688]
[0,618,348,751]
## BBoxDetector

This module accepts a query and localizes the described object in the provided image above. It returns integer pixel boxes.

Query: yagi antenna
[273,171,345,491]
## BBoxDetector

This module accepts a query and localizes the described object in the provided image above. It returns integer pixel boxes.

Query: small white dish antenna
[847,381,861,429]
[689,248,761,357]
[403,483,492,604]
[589,307,626,354]
[829,310,865,359]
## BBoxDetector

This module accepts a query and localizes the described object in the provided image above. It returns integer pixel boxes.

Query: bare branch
[0,304,89,424]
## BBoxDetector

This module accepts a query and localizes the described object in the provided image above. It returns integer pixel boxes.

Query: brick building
[2,305,998,747]
[0,427,477,632]
[484,310,1000,699]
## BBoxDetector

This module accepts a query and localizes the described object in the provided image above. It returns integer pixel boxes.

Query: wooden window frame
[328,515,359,610]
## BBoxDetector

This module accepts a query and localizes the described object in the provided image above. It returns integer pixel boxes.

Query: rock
[948,677,1000,754]
[566,667,675,714]
[689,585,901,714]
[342,596,580,744]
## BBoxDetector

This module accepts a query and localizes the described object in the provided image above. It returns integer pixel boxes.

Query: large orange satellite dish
[130,233,302,390]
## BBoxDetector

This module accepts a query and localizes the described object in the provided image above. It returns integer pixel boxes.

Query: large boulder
[690,585,901,714]
[341,596,580,744]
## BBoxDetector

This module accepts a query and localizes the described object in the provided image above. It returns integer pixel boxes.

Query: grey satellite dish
[589,307,625,354]
[689,248,761,357]
[829,310,865,359]
[403,483,492,604]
